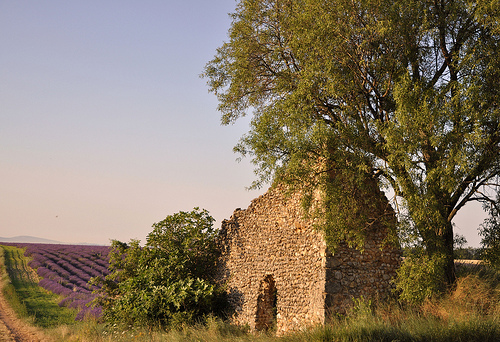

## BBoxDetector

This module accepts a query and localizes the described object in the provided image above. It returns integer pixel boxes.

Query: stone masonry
[217,185,401,335]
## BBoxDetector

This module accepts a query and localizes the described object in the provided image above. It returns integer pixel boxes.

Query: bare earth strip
[0,295,18,342]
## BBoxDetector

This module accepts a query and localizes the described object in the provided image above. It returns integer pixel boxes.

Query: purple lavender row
[22,244,109,278]
[57,252,109,273]
[39,278,73,296]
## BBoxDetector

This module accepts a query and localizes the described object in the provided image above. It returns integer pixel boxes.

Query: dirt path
[0,291,48,342]
[0,285,51,342]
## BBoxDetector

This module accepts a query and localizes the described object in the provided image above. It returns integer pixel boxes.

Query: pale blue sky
[0,1,486,246]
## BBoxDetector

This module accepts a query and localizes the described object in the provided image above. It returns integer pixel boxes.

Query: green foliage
[394,252,446,305]
[92,208,226,328]
[451,234,482,259]
[454,247,482,260]
[349,296,374,323]
[480,196,500,268]
[204,0,500,288]
[455,247,483,260]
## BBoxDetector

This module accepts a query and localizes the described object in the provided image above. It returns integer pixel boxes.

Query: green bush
[393,252,446,305]
[92,208,227,328]
[480,199,500,268]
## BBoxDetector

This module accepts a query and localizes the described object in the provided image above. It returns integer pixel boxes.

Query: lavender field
[1,243,110,320]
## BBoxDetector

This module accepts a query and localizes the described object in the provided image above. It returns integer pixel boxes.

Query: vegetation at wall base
[39,268,500,341]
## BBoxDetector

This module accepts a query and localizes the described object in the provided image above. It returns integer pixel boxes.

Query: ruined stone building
[217,185,401,335]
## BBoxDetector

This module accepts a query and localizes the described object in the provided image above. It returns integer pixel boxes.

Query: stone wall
[217,185,400,335]
[324,232,401,314]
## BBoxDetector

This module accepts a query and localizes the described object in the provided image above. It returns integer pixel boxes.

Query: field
[1,243,109,321]
[0,244,76,334]
[2,243,500,341]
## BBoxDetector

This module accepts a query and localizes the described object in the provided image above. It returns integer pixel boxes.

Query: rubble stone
[217,185,401,335]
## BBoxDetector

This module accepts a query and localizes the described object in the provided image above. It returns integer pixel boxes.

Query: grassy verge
[0,244,77,328]
[0,245,28,318]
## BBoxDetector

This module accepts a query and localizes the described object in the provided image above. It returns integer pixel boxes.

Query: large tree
[204,0,500,286]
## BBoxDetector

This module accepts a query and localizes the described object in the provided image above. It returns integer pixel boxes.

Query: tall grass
[47,271,500,342]
[48,317,280,342]
[308,270,500,342]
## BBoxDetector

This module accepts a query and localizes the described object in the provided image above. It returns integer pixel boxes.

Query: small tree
[395,248,446,305]
[91,208,226,328]
[480,196,500,268]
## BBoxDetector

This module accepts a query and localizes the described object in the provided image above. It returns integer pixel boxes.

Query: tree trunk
[425,220,456,287]
[442,220,456,285]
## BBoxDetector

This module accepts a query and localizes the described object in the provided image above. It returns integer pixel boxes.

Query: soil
[0,284,49,342]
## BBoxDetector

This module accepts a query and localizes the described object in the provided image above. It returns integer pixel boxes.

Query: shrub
[393,252,446,305]
[92,208,227,328]
[480,199,500,268]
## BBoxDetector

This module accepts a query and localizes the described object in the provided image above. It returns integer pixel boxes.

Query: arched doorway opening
[255,275,277,331]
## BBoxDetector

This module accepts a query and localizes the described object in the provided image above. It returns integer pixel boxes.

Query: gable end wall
[217,186,401,335]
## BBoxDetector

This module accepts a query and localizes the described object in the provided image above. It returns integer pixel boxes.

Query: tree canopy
[204,0,500,286]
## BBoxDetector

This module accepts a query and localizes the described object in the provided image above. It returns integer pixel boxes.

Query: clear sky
[0,0,486,246]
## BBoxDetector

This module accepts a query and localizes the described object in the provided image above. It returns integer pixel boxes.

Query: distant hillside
[0,235,62,244]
